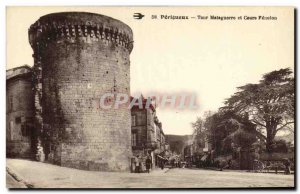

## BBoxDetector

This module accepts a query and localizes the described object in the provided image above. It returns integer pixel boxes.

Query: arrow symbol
[133,13,145,20]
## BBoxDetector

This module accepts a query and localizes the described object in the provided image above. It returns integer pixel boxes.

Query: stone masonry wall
[29,12,133,171]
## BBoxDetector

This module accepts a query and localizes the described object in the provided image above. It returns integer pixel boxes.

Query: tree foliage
[205,111,256,155]
[222,68,294,152]
[191,117,205,148]
[191,68,294,155]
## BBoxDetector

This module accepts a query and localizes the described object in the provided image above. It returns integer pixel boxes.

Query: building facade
[6,65,35,158]
[131,96,166,170]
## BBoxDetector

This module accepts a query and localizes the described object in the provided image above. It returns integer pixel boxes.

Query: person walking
[284,158,291,175]
[160,159,165,170]
[146,156,152,173]
[135,156,140,173]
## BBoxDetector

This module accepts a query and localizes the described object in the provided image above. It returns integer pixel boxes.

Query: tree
[271,139,288,153]
[223,68,294,152]
[203,110,256,155]
[191,111,215,151]
[221,114,257,153]
[191,117,205,148]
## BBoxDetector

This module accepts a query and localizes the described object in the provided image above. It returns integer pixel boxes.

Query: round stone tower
[29,12,133,171]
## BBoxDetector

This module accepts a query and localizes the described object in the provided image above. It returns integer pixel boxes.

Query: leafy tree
[204,110,256,155]
[221,115,257,154]
[203,112,225,155]
[271,139,288,153]
[191,117,205,148]
[191,111,215,152]
[223,68,294,152]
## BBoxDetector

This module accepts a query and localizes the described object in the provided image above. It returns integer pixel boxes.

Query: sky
[7,7,294,135]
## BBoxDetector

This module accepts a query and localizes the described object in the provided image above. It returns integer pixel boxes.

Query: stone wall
[29,12,133,171]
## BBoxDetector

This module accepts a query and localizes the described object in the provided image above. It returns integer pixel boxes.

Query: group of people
[133,155,152,173]
[133,155,168,173]
[170,159,183,168]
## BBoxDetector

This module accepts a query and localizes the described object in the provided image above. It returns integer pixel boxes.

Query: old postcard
[6,6,295,189]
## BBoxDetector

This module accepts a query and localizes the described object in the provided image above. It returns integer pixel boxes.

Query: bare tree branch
[276,121,294,132]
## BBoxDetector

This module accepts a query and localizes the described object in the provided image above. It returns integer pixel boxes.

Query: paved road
[7,159,294,188]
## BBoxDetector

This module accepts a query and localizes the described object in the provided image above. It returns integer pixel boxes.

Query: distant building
[6,65,34,158]
[131,96,166,169]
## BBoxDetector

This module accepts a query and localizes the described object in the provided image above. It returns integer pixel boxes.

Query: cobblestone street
[7,159,294,188]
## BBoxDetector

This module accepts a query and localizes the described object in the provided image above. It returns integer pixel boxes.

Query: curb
[6,167,34,188]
